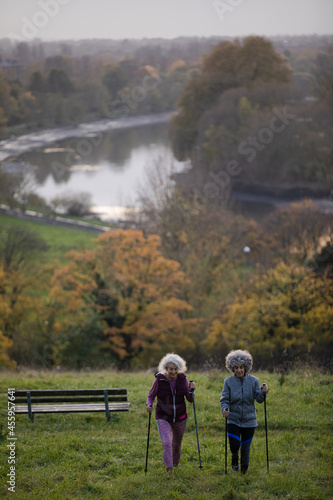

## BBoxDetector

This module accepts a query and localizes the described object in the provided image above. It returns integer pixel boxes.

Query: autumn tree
[0,265,15,368]
[49,229,196,368]
[0,255,52,367]
[136,153,264,353]
[0,224,50,368]
[259,200,333,263]
[204,262,333,368]
[310,241,333,278]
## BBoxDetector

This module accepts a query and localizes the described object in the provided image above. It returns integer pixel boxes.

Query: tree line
[0,198,332,371]
[0,56,187,131]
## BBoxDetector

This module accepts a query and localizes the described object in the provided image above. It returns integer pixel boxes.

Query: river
[0,112,184,220]
[1,112,332,221]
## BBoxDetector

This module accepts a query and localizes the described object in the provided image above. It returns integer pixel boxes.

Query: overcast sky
[1,0,332,42]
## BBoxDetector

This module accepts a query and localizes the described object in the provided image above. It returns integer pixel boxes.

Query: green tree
[102,64,129,97]
[47,68,74,97]
[314,45,333,99]
[28,71,47,94]
[171,36,292,159]
[0,106,7,136]
[0,166,24,207]
[0,226,49,272]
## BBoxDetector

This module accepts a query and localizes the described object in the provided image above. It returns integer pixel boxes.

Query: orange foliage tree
[50,229,196,368]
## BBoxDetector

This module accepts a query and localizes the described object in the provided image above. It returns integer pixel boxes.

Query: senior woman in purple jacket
[221,349,269,474]
[146,353,196,476]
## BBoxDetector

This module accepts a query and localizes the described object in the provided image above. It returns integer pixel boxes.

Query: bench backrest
[15,389,128,404]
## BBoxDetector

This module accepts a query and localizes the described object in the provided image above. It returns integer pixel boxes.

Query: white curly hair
[225,349,253,373]
[157,353,187,374]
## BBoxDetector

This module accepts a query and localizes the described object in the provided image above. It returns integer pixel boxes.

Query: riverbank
[0,204,113,233]
[0,111,173,163]
[229,190,333,216]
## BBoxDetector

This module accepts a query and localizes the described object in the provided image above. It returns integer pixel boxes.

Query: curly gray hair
[225,349,253,373]
[158,353,187,374]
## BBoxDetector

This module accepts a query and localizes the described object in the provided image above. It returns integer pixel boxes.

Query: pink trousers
[156,418,186,468]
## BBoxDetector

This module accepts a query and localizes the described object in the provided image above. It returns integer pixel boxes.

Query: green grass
[0,369,332,499]
[0,214,98,264]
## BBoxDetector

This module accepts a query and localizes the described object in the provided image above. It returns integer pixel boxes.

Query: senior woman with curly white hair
[146,353,196,476]
[221,349,269,474]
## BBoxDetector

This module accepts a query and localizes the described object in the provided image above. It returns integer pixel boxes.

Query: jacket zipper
[160,376,177,422]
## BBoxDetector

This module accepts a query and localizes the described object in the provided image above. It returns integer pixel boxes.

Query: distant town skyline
[0,0,332,44]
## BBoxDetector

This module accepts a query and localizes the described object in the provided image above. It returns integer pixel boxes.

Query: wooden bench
[13,388,130,422]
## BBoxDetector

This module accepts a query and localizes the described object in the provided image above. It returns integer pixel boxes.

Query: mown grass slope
[0,369,332,499]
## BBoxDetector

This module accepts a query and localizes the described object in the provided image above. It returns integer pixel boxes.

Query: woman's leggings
[157,419,186,468]
[227,423,255,469]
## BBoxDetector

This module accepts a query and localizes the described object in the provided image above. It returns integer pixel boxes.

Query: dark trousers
[227,423,255,472]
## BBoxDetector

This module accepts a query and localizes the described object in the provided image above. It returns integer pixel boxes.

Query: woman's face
[233,364,245,378]
[166,363,179,380]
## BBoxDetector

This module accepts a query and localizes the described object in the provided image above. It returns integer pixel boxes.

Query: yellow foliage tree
[204,262,333,367]
[0,266,16,368]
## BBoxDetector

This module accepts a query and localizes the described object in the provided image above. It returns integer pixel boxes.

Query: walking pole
[190,381,203,470]
[224,412,228,474]
[145,411,151,475]
[263,384,269,473]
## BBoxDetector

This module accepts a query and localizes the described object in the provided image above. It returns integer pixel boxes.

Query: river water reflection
[16,119,182,216]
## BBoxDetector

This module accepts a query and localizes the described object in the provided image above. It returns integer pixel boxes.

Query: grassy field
[0,214,98,264]
[0,368,332,499]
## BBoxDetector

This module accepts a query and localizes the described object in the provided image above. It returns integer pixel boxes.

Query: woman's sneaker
[166,467,174,478]
[232,454,239,472]
[241,463,248,474]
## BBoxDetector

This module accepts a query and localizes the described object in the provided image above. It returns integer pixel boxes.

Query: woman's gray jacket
[220,374,265,427]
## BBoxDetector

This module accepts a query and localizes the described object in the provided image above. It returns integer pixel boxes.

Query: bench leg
[27,391,34,422]
[104,389,110,422]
